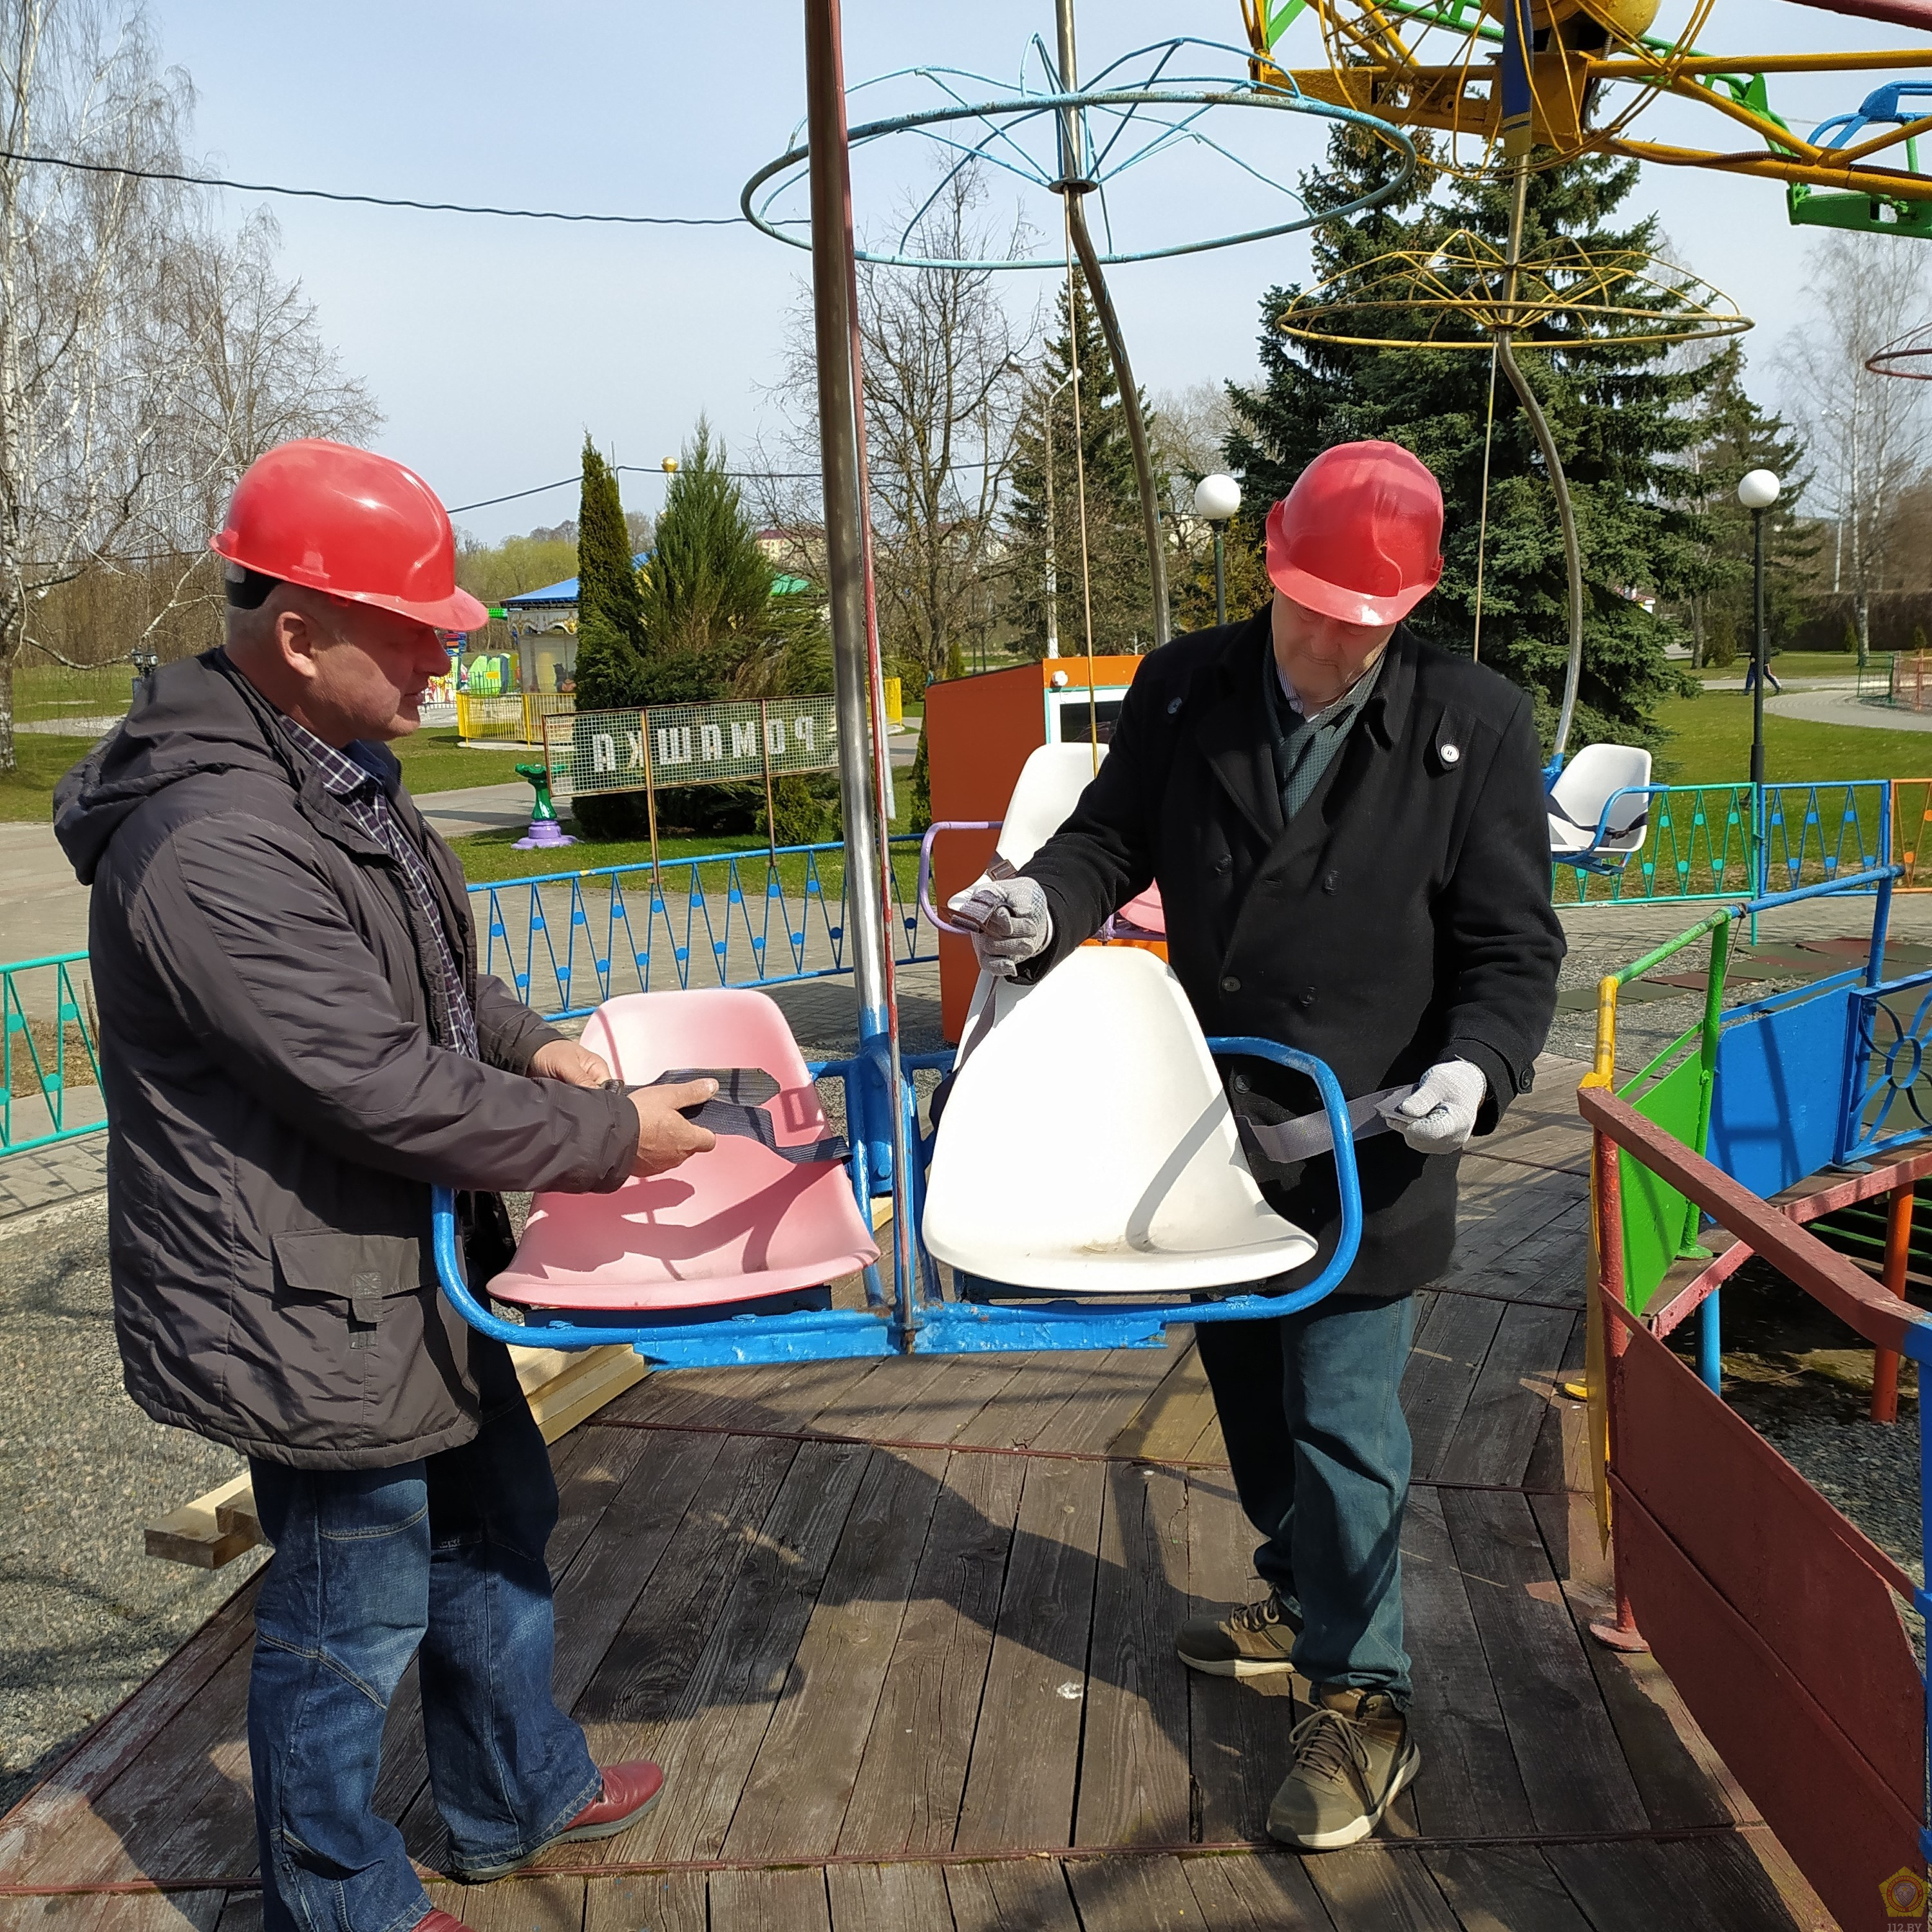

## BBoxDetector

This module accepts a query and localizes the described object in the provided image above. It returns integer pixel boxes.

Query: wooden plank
[722,1449,947,1860]
[571,1431,802,1754]
[709,1866,831,1932]
[1531,1483,1748,1833]
[544,1421,655,1582]
[386,1423,732,1851]
[144,1471,258,1567]
[1065,1853,1214,1929]
[824,1862,957,1932]
[838,1451,1025,1854]
[952,1354,1119,1450]
[860,1351,1034,1444]
[1075,1462,1193,1847]
[1186,1470,1297,1846]
[1422,1845,1595,1932]
[1399,1292,1504,1483]
[1434,1305,1577,1488]
[802,1354,960,1440]
[1546,1834,1816,1932]
[212,1893,262,1932]
[945,1859,1082,1931]
[583,1871,708,1932]
[1398,1488,1533,1840]
[442,1872,586,1932]
[1440,1488,1648,1837]
[619,1437,871,1863]
[1179,1852,1336,1929]
[954,1456,1106,1852]
[1097,1336,1204,1459]
[17,1640,258,1884]
[0,1895,227,1932]
[0,1579,256,1877]
[1109,1344,1219,1464]
[1303,1844,1461,1930]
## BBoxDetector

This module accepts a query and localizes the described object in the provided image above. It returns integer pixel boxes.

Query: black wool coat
[1017,610,1564,1300]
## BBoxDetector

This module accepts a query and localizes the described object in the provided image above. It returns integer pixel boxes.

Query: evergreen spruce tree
[1678,344,1810,671]
[1005,272,1168,657]
[570,437,645,712]
[1227,131,1722,751]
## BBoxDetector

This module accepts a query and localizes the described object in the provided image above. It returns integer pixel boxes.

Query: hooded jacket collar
[55,647,403,885]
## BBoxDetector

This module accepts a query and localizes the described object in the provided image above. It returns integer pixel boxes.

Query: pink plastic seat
[1115,882,1166,937]
[489,990,878,1313]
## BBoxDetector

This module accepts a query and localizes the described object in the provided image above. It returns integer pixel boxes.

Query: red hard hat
[211,438,488,634]
[1264,440,1444,627]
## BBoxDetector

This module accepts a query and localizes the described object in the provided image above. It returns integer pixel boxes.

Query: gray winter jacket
[54,649,639,1470]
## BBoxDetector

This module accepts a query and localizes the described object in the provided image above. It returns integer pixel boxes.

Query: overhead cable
[0,147,739,226]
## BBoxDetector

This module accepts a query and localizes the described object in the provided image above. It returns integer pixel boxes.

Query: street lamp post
[1042,366,1079,660]
[1738,468,1781,793]
[1194,473,1242,627]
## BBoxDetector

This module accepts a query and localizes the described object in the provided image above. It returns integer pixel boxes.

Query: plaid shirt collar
[278,717,388,801]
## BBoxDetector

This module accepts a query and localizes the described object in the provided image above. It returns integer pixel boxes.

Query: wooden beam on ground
[143,1341,650,1569]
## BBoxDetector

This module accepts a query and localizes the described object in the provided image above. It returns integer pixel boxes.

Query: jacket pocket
[272,1229,432,1346]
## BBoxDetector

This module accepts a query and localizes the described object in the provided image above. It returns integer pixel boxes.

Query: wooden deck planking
[1,1061,1839,1930]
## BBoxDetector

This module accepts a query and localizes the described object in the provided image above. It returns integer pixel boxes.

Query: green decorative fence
[0,952,103,1154]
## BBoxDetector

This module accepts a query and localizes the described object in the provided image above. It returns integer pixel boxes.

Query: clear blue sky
[147,1,1931,541]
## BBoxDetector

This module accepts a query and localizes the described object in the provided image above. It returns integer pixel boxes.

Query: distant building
[497,553,649,696]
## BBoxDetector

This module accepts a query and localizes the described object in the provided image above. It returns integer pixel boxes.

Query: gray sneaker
[1267,1685,1420,1850]
[1174,1587,1303,1678]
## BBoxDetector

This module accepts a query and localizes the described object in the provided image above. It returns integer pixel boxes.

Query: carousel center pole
[804,0,917,1338]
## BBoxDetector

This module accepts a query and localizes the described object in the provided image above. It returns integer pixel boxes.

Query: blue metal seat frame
[431,1036,1363,1368]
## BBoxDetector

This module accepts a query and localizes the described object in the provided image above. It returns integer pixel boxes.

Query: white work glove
[947,876,1052,978]
[1391,1059,1488,1154]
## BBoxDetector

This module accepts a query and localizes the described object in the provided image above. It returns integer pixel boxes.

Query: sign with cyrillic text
[545,696,839,797]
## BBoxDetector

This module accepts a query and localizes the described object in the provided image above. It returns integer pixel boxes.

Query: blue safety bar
[430,1036,1364,1365]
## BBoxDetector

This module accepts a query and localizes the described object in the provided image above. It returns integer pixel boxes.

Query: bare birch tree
[1777,232,1931,667]
[762,166,1030,684]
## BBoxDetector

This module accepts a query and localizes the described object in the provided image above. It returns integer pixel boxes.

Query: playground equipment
[1245,1,1932,232]
[1578,866,1932,1927]
[511,760,574,851]
[744,3,1415,654]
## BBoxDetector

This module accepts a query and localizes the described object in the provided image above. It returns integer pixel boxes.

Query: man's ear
[271,600,325,685]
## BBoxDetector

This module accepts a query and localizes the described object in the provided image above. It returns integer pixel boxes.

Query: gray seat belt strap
[1236,1083,1418,1164]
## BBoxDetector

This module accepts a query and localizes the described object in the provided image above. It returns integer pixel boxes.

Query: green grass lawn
[0,734,97,822]
[1689,651,1865,683]
[1654,688,1932,786]
[390,728,530,793]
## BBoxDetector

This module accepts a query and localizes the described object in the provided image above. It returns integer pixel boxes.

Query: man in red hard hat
[954,440,1562,1849]
[55,440,719,1932]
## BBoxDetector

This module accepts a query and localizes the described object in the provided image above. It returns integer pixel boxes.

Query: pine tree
[1227,132,1723,751]
[1678,344,1811,672]
[1005,272,1168,658]
[571,437,645,711]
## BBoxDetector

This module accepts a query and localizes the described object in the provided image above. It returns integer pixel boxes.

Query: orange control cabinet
[923,656,1144,1042]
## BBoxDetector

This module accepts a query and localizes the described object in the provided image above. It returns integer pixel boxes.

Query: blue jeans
[1195,1291,1416,1705]
[247,1400,600,1932]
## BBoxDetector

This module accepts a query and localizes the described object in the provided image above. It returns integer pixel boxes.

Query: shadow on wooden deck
[0,1059,1837,1931]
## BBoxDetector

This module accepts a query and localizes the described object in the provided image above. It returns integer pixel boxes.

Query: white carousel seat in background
[1548,743,1653,859]
[489,990,877,1314]
[922,947,1318,1294]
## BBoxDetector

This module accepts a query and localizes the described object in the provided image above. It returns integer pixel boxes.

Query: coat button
[1222,975,1240,994]
[1440,741,1461,766]
[1296,989,1315,1008]
[1213,856,1232,875]
[1167,696,1184,715]
[1232,1074,1249,1092]
[1321,870,1338,893]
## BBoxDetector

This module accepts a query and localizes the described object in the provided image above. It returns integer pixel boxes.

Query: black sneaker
[1267,1685,1420,1850]
[1174,1587,1302,1678]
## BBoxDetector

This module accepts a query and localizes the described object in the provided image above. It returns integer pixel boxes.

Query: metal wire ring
[739,86,1416,271]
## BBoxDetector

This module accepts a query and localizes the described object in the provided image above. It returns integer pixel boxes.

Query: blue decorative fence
[1555,781,1891,906]
[466,836,935,1021]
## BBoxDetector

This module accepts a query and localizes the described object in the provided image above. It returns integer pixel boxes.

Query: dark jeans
[247,1400,599,1932]
[1195,1291,1416,1705]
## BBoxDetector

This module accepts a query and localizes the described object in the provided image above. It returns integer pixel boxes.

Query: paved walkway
[1763,687,1932,735]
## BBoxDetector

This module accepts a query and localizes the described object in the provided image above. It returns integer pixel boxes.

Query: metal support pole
[1054,0,1169,650]
[1213,524,1227,628]
[1589,1117,1650,1653]
[1749,506,1768,793]
[804,0,892,1170]
[1873,1182,1913,1425]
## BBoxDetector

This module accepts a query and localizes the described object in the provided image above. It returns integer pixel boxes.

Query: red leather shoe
[413,1913,475,1932]
[554,1760,665,1843]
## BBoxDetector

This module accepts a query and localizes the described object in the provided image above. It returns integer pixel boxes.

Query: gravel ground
[0,1195,264,1814]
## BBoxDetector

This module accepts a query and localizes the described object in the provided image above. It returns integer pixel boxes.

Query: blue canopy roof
[501,553,649,608]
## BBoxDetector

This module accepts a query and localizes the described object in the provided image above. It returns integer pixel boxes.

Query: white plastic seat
[922,947,1318,1294]
[979,741,1106,885]
[1548,743,1653,861]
